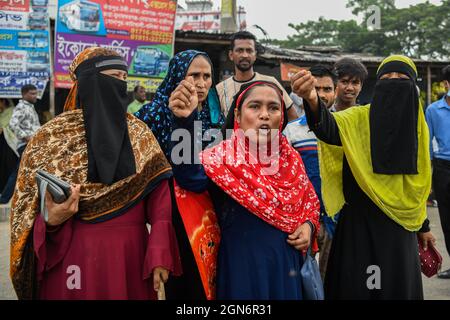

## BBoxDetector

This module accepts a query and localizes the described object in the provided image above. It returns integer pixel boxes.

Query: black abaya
[304,100,424,300]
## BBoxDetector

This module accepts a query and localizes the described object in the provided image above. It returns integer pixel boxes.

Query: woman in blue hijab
[135,50,224,159]
[135,50,225,300]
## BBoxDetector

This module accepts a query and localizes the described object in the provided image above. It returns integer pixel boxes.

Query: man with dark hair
[310,65,337,109]
[217,31,298,121]
[425,65,450,279]
[332,57,368,111]
[127,85,149,114]
[0,84,40,204]
[283,64,337,279]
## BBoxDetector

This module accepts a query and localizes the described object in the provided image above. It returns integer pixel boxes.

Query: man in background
[425,65,450,279]
[332,57,368,111]
[0,84,40,204]
[128,85,149,114]
[216,31,298,121]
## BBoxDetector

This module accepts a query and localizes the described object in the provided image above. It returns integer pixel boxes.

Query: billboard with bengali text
[54,0,177,91]
[0,0,50,98]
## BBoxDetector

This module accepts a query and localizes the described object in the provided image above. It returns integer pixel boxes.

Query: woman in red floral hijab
[170,79,320,299]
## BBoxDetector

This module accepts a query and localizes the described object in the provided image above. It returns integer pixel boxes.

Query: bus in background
[59,0,101,33]
[131,46,170,77]
[27,51,49,72]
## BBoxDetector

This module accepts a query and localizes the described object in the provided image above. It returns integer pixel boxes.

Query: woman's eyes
[114,73,126,80]
[269,105,281,111]
[247,104,280,111]
[188,73,210,80]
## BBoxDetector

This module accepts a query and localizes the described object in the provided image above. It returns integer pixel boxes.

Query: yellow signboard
[127,76,163,93]
[221,0,233,18]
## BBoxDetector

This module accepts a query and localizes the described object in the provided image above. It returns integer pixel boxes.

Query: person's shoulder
[426,99,443,113]
[334,104,370,122]
[284,118,315,142]
[216,80,224,90]
[285,116,309,131]
[12,101,26,112]
[341,104,370,114]
[255,73,281,84]
[217,77,233,86]
[127,99,137,106]
[3,106,14,116]
[15,100,25,107]
[36,110,82,134]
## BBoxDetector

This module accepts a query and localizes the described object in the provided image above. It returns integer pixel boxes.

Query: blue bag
[300,246,324,300]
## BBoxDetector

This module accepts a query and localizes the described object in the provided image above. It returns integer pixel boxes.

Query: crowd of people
[1,31,449,300]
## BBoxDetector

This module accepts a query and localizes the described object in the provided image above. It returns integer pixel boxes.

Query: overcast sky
[181,0,443,40]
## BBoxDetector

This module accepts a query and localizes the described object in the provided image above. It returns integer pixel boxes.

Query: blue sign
[0,0,50,98]
[0,71,49,97]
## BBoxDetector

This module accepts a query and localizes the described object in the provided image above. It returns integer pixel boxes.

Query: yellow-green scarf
[318,104,430,232]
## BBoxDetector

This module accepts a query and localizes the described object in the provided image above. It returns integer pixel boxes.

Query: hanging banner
[0,0,50,98]
[0,0,30,12]
[54,0,177,91]
[221,0,233,18]
[280,62,308,82]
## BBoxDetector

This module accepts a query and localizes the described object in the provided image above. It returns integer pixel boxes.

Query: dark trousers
[0,133,18,191]
[0,144,26,204]
[433,158,450,258]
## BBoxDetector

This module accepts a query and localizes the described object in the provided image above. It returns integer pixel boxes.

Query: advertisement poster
[54,0,177,92]
[0,0,51,98]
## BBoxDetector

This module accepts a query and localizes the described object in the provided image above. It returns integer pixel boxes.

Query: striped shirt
[283,115,320,180]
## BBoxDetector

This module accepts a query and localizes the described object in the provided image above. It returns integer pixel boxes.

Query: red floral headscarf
[201,81,320,235]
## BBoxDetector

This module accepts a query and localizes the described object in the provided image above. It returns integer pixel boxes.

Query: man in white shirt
[216,31,297,121]
[0,84,40,204]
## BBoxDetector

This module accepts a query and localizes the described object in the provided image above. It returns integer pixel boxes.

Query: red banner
[102,0,176,43]
[0,0,29,12]
[55,0,177,89]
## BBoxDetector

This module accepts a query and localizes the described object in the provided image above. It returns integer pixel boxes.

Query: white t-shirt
[216,72,293,116]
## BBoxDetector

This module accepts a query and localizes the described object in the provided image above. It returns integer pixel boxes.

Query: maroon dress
[33,180,182,300]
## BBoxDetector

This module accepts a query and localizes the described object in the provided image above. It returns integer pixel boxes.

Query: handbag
[300,245,324,300]
[418,238,442,278]
[35,169,72,222]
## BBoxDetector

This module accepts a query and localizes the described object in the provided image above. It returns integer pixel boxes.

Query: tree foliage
[273,0,449,59]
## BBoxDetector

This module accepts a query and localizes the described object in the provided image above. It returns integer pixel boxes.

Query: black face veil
[75,55,136,185]
[369,60,419,175]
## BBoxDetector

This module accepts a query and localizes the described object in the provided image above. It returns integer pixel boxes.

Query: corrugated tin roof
[175,31,449,65]
[260,46,448,65]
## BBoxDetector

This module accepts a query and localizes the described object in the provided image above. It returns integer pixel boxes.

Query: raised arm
[169,77,209,193]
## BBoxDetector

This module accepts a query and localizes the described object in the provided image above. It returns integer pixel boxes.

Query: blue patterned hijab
[135,50,224,159]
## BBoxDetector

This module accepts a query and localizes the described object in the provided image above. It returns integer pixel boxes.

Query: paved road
[0,209,16,300]
[422,207,450,299]
[0,207,448,300]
